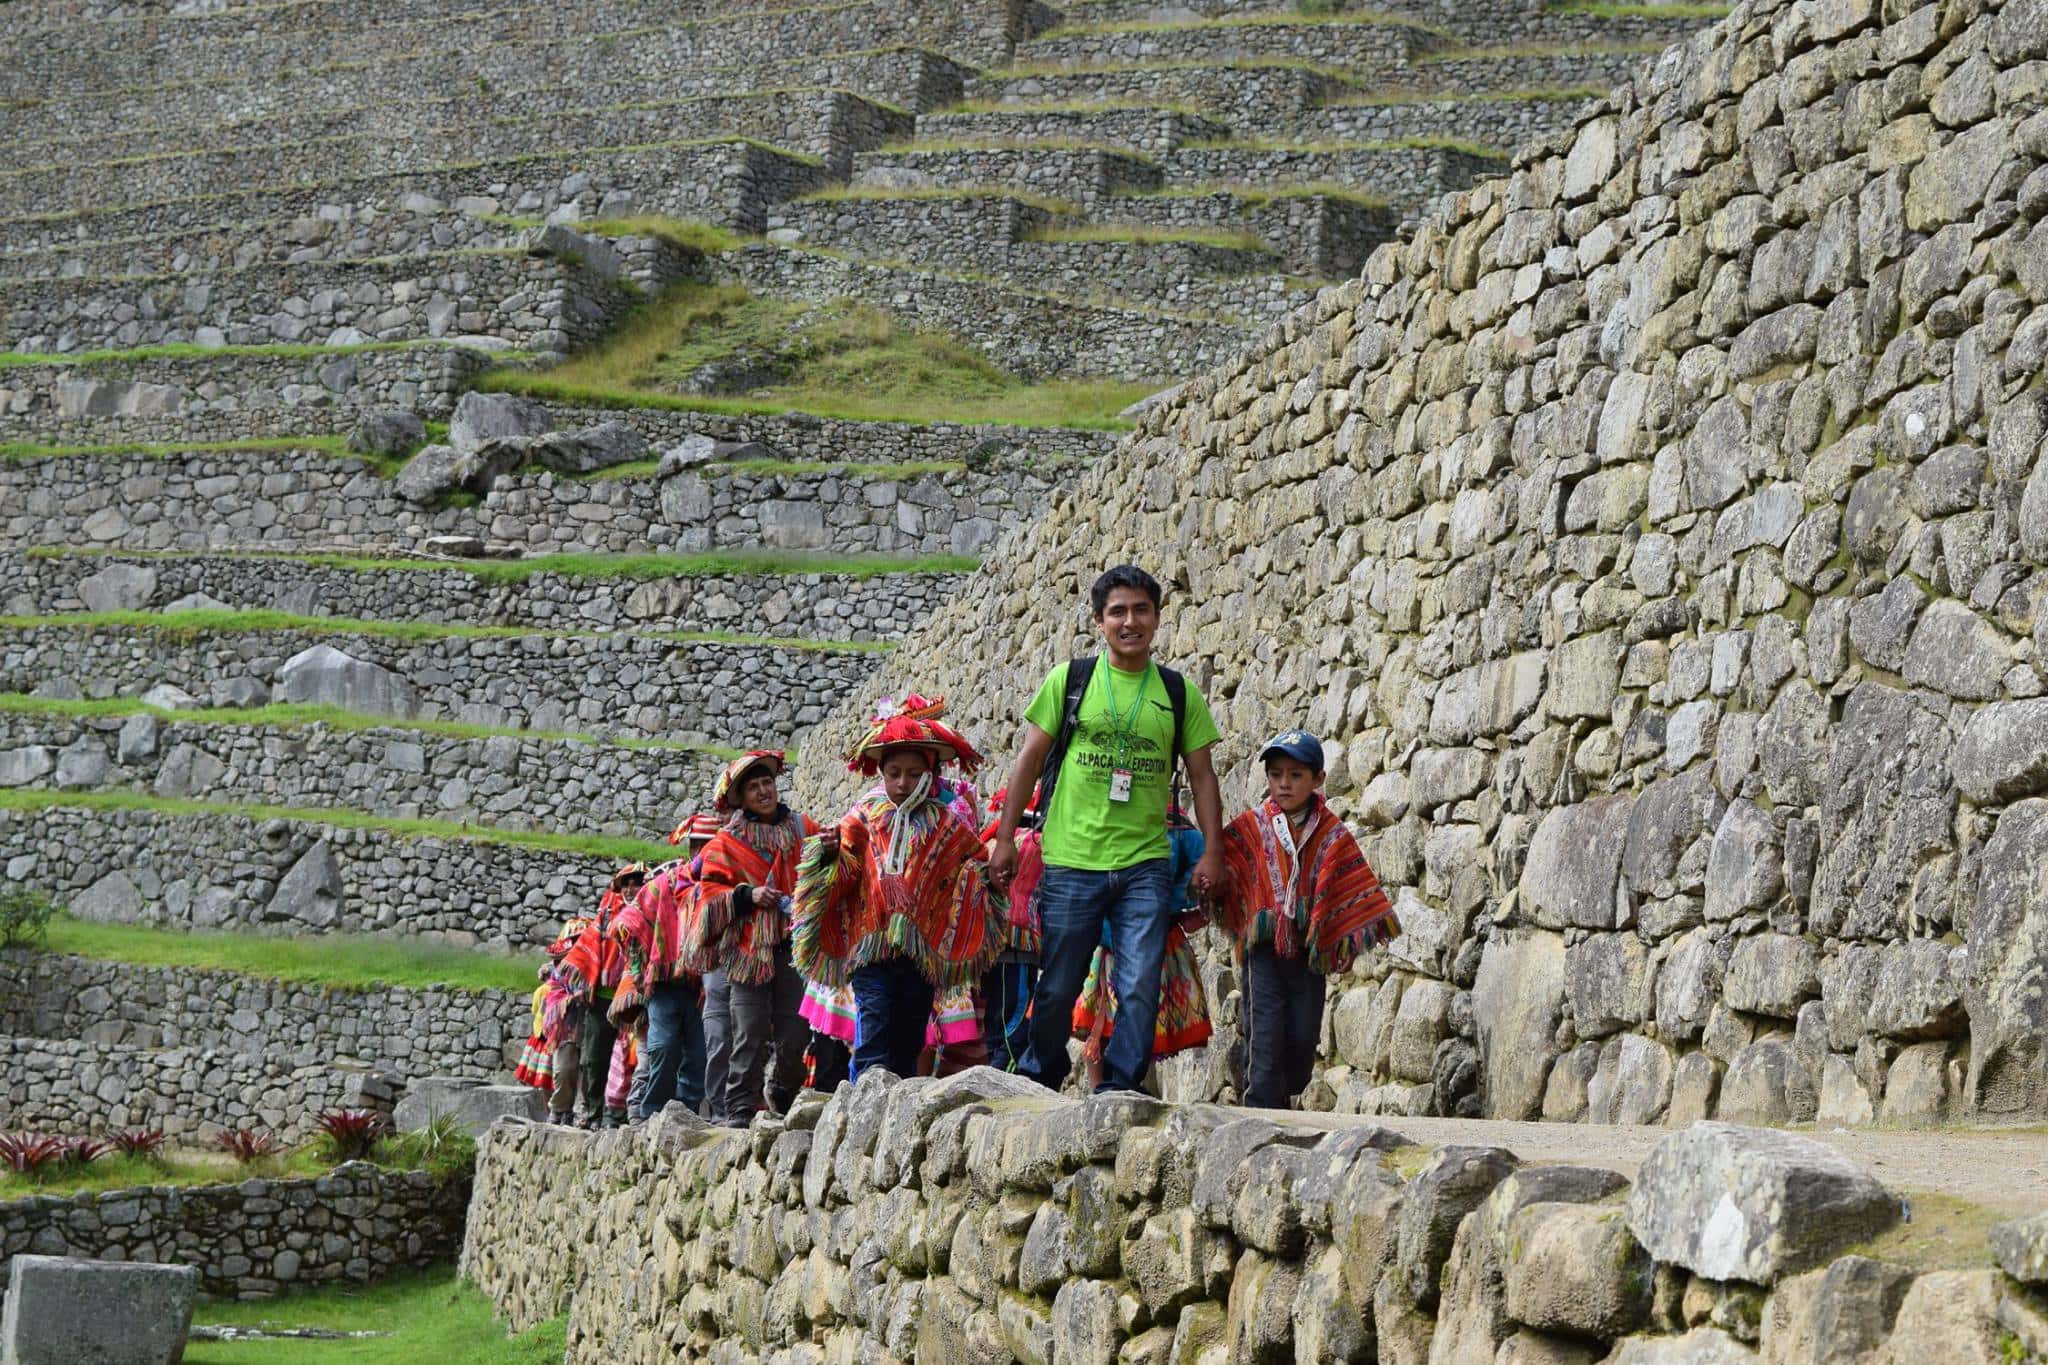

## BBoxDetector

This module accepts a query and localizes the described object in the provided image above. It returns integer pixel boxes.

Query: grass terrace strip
[1419,39,1666,60]
[0,608,894,652]
[24,546,983,583]
[983,56,1376,83]
[936,97,1212,117]
[1323,83,1607,107]
[0,435,358,462]
[793,185,1083,214]
[1182,134,1507,157]
[189,1267,566,1365]
[0,693,740,756]
[1033,11,1457,39]
[0,788,680,863]
[35,915,537,995]
[872,137,1160,161]
[0,1149,334,1199]
[1546,1,1730,16]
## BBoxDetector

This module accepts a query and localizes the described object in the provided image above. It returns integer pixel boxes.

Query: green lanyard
[1102,663,1151,769]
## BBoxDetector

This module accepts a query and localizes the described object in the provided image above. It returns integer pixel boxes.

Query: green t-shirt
[1024,659,1220,872]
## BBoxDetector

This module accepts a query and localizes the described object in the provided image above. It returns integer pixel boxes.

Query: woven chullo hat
[845,694,984,777]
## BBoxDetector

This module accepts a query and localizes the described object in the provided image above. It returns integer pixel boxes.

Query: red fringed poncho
[1215,795,1398,975]
[683,809,817,985]
[791,792,1001,990]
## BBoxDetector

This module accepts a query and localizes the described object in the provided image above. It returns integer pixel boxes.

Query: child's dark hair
[1090,564,1163,616]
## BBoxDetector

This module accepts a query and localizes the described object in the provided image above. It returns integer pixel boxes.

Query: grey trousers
[723,946,808,1123]
[701,970,731,1120]
[548,1002,585,1120]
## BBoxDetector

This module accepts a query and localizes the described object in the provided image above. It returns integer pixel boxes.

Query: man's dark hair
[1090,564,1162,616]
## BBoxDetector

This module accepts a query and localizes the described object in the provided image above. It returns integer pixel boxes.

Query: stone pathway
[1240,1110,2048,1215]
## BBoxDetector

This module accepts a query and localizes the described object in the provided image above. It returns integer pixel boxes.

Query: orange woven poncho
[682,808,818,985]
[791,792,1000,991]
[1215,795,1398,975]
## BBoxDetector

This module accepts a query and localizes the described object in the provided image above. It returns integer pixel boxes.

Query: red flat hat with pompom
[845,693,983,777]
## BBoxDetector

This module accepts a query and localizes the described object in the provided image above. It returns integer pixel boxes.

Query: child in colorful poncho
[684,751,819,1126]
[538,914,593,1124]
[977,787,1042,1072]
[556,865,645,1129]
[513,983,554,1093]
[793,696,1003,1080]
[613,813,721,1122]
[1213,731,1399,1110]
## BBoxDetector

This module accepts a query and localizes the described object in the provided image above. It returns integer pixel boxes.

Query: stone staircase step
[916,105,1234,155]
[1296,88,1600,154]
[0,440,1053,560]
[1156,139,1510,212]
[15,87,912,183]
[4,0,1030,103]
[1014,15,1457,72]
[726,243,1240,381]
[0,700,725,841]
[847,143,1163,206]
[966,59,1370,119]
[0,795,654,951]
[1090,185,1398,277]
[0,241,700,356]
[0,615,885,748]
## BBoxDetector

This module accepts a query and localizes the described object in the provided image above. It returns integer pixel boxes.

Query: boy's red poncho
[610,858,701,987]
[683,810,818,985]
[791,792,1001,991]
[1216,794,1398,975]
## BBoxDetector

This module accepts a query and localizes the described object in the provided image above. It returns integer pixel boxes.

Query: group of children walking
[516,566,1402,1127]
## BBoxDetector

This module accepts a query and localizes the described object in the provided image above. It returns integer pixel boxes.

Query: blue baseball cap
[1259,730,1325,772]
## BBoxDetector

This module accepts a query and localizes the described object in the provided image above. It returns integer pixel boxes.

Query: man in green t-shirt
[990,565,1225,1094]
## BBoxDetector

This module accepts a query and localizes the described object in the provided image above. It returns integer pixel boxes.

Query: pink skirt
[801,980,858,1044]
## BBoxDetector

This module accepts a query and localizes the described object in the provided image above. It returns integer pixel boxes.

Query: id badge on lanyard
[1109,769,1134,803]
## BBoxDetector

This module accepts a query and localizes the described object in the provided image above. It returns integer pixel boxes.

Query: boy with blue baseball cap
[1213,729,1400,1109]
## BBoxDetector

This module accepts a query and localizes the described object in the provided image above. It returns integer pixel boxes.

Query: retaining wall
[460,1069,2048,1364]
[0,711,719,839]
[0,1162,467,1296]
[0,951,529,1081]
[0,449,1053,559]
[0,802,621,949]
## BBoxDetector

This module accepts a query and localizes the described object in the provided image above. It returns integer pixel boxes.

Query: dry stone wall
[460,1069,2048,1365]
[797,0,2048,1127]
[0,803,617,949]
[0,952,527,1083]
[0,450,1052,559]
[0,711,719,838]
[0,1164,467,1297]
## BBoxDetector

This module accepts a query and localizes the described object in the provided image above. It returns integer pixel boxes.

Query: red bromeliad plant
[215,1128,283,1164]
[0,1132,66,1177]
[111,1129,168,1162]
[56,1136,110,1168]
[315,1109,388,1162]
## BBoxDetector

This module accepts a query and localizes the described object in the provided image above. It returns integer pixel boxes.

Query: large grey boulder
[448,390,552,455]
[69,870,144,924]
[263,841,342,928]
[1625,1123,1900,1284]
[275,645,417,719]
[526,421,649,474]
[1951,699,2048,804]
[1,1254,198,1365]
[393,1076,544,1136]
[1471,929,1566,1119]
[77,563,158,613]
[1992,1212,2048,1285]
[0,746,54,788]
[1964,798,2048,1115]
[1520,795,1634,929]
[347,409,426,459]
[393,443,462,504]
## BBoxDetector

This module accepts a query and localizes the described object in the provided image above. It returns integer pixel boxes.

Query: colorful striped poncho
[610,857,704,987]
[1215,795,1398,975]
[683,807,817,986]
[791,790,1001,991]
[552,893,629,1003]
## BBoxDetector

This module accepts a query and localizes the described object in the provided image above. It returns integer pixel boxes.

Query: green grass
[1187,133,1505,158]
[1423,39,1664,59]
[0,606,888,653]
[1324,83,1605,106]
[583,215,744,254]
[478,279,1152,430]
[187,1267,564,1365]
[0,1149,330,1200]
[873,137,1158,163]
[934,97,1211,118]
[0,788,680,863]
[35,913,535,994]
[1023,223,1266,250]
[0,693,735,757]
[1037,11,1455,38]
[0,435,354,462]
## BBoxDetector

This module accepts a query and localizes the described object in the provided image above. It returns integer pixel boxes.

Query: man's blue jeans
[634,977,706,1121]
[1022,858,1171,1094]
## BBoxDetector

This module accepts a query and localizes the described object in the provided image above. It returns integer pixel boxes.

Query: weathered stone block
[1,1255,197,1365]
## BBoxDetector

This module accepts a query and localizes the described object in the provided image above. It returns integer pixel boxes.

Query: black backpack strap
[1160,665,1188,806]
[1029,656,1095,827]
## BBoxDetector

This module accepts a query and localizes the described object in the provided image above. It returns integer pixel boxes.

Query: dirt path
[1244,1111,2048,1216]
